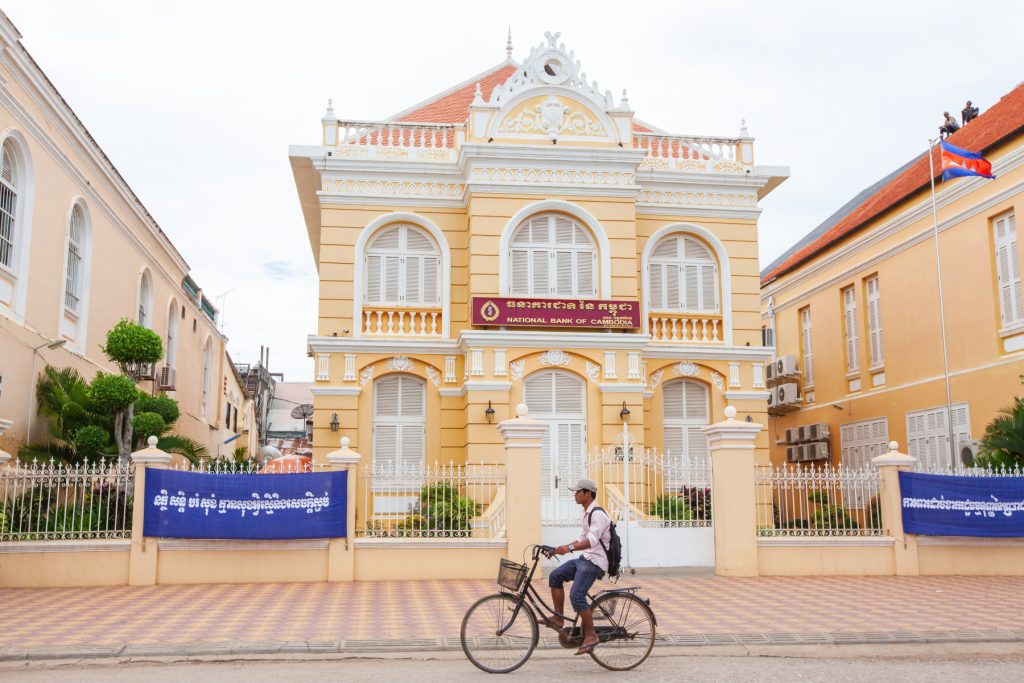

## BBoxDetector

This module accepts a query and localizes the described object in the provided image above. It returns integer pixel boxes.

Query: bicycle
[460,544,656,673]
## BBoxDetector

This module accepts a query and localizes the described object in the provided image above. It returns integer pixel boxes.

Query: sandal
[575,641,598,656]
[539,615,566,632]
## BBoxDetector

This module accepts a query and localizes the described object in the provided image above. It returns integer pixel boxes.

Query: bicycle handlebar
[533,544,558,561]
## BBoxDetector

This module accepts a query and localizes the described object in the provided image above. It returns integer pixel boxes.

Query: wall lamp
[620,401,631,423]
[329,412,340,431]
[485,400,495,424]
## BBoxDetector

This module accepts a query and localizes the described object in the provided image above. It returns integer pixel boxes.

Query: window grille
[0,141,19,269]
[63,205,84,314]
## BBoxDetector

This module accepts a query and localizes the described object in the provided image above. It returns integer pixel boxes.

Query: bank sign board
[471,296,641,329]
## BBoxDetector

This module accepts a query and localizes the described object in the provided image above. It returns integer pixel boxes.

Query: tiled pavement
[2,575,1024,656]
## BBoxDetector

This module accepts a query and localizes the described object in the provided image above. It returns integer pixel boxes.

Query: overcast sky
[6,1,1023,380]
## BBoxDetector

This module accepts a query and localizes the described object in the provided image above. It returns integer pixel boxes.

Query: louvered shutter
[577,251,595,296]
[365,255,382,303]
[649,264,665,310]
[700,265,718,312]
[532,250,548,294]
[373,424,398,469]
[553,372,584,414]
[866,277,883,368]
[994,213,1022,327]
[907,403,971,469]
[400,424,424,469]
[422,256,439,305]
[524,372,554,415]
[0,142,17,269]
[510,250,530,294]
[373,375,425,469]
[405,256,422,304]
[399,376,424,417]
[555,251,574,295]
[843,287,859,372]
[509,213,596,297]
[683,265,699,310]
[383,256,400,303]
[662,380,709,470]
[801,308,814,385]
[684,381,709,420]
[64,206,83,314]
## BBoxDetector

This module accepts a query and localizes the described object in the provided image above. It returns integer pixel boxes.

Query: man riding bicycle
[542,478,611,655]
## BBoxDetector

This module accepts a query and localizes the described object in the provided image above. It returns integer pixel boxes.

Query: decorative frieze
[509,359,526,380]
[387,356,415,373]
[425,366,441,387]
[647,368,664,392]
[359,366,374,387]
[469,167,634,186]
[673,361,699,377]
[711,372,725,392]
[637,190,757,207]
[321,178,463,198]
[585,361,601,383]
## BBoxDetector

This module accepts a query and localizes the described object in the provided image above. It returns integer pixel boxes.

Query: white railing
[648,313,722,343]
[329,120,461,162]
[755,464,884,537]
[544,447,712,528]
[634,133,743,171]
[912,462,1024,477]
[362,306,443,337]
[358,462,506,539]
[0,460,134,541]
[171,459,265,474]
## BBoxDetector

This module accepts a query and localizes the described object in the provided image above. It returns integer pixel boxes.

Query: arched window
[63,205,85,315]
[648,234,719,313]
[372,374,425,469]
[662,379,710,469]
[166,300,179,369]
[137,270,153,328]
[509,213,597,297]
[524,370,586,513]
[364,224,440,307]
[0,141,20,273]
[200,337,213,419]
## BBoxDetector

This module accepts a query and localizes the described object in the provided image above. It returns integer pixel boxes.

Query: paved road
[2,645,1024,682]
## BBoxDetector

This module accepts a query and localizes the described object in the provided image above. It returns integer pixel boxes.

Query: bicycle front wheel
[461,592,538,673]
[588,592,656,671]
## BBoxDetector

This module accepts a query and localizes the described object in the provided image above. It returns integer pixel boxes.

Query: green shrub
[136,395,180,426]
[808,491,857,530]
[89,373,138,412]
[649,494,691,521]
[73,425,110,459]
[101,319,163,367]
[132,412,166,444]
[397,482,481,537]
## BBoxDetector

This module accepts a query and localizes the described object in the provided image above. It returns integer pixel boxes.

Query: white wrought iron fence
[0,459,134,541]
[358,462,506,539]
[912,463,1024,477]
[755,464,884,537]
[171,459,266,474]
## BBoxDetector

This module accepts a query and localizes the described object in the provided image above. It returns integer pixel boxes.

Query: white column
[603,351,617,379]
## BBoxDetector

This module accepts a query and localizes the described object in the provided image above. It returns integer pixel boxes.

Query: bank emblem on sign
[480,300,500,322]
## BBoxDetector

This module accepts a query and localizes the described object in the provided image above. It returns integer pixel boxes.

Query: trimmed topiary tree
[135,394,180,427]
[98,319,163,462]
[89,372,139,463]
[132,412,166,447]
[72,425,110,461]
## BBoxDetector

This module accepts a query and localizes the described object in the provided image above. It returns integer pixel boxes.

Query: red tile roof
[762,81,1024,285]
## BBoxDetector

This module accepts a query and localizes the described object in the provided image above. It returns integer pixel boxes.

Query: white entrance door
[524,371,587,532]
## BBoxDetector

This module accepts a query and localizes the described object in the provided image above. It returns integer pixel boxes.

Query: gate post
[326,436,361,582]
[872,442,919,576]
[496,404,547,564]
[703,406,761,577]
[128,436,171,586]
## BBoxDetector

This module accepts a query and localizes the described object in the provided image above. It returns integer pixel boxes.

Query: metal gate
[541,432,715,569]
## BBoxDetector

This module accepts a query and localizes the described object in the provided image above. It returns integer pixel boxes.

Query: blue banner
[899,471,1024,537]
[143,469,347,539]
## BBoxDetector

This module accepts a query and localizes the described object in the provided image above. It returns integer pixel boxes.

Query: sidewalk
[2,575,1024,659]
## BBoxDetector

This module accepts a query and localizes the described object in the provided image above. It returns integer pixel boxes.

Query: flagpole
[927,136,957,469]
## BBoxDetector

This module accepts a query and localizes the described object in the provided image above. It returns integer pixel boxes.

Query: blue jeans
[548,556,604,613]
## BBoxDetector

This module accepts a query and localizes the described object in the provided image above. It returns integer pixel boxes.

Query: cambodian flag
[940,141,995,181]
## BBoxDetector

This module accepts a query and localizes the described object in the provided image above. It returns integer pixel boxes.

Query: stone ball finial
[147,435,158,448]
[724,406,737,420]
[889,440,899,451]
[341,436,350,448]
[516,403,529,418]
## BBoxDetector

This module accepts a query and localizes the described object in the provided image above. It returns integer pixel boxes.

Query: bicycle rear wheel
[461,592,538,673]
[588,592,656,671]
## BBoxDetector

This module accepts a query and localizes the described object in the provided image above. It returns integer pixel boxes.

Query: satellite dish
[290,403,314,420]
[256,445,282,464]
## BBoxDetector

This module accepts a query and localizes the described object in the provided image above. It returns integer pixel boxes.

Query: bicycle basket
[497,558,528,591]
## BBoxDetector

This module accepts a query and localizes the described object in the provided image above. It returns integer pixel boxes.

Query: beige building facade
[291,32,788,509]
[0,12,236,458]
[760,82,1024,469]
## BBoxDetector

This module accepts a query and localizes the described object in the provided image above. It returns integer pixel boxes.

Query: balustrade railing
[648,313,722,343]
[328,120,461,162]
[358,461,506,539]
[755,464,884,537]
[363,306,443,337]
[0,459,134,541]
[634,133,743,169]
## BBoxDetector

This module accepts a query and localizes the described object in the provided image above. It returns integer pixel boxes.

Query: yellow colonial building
[291,32,787,539]
[0,11,247,459]
[761,81,1024,470]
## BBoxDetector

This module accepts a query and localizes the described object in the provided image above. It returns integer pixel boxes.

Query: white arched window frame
[641,224,734,344]
[508,213,597,297]
[647,234,719,313]
[352,213,452,339]
[499,200,611,298]
[137,269,153,329]
[363,223,441,307]
[200,337,213,419]
[662,379,711,475]
[0,132,36,317]
[59,200,92,349]
[372,374,426,471]
[166,299,179,369]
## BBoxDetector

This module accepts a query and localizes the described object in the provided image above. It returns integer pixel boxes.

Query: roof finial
[506,26,513,60]
[471,82,484,106]
[739,118,749,137]
[326,98,334,115]
[621,89,630,110]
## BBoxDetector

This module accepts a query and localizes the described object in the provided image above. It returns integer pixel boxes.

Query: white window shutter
[649,264,665,310]
[399,424,424,468]
[577,251,595,296]
[801,308,814,385]
[373,424,398,468]
[663,425,685,458]
[555,251,574,295]
[553,372,583,414]
[663,381,684,420]
[685,426,709,465]
[510,250,530,294]
[399,376,424,417]
[994,212,1022,326]
[866,277,883,368]
[532,250,549,294]
[700,265,718,312]
[843,287,859,372]
[365,255,382,303]
[662,379,710,470]
[404,256,422,304]
[683,381,709,421]
[383,255,400,303]
[524,372,554,415]
[0,142,18,270]
[508,213,596,297]
[422,257,439,305]
[375,376,401,416]
[683,265,699,310]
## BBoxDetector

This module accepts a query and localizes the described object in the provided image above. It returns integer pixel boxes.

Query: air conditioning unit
[805,423,831,442]
[959,440,982,467]
[776,355,799,378]
[158,366,176,391]
[802,442,830,462]
[136,362,156,380]
[765,361,777,383]
[797,425,811,443]
[776,382,801,406]
[786,446,801,463]
[785,427,801,444]
[768,386,780,409]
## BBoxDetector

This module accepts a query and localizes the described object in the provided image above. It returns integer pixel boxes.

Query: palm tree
[977,397,1024,468]
[156,435,208,466]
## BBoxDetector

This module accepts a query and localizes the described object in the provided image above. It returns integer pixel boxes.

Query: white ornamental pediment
[493,94,611,142]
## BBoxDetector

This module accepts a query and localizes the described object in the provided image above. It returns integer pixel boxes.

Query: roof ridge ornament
[472,82,484,106]
[488,31,616,111]
[506,26,513,60]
